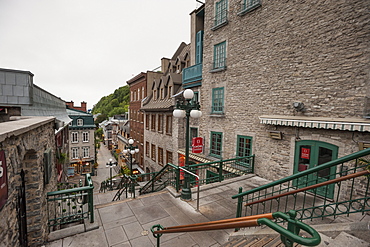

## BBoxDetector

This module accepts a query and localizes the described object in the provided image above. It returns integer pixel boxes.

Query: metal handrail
[232,148,370,199]
[244,170,369,207]
[179,167,200,211]
[151,210,321,247]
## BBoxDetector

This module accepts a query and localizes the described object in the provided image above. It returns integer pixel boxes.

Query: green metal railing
[139,155,254,195]
[233,148,370,221]
[151,210,321,247]
[47,174,94,231]
[112,175,138,200]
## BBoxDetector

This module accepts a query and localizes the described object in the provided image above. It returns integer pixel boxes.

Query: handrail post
[219,161,223,182]
[176,167,180,192]
[235,187,243,231]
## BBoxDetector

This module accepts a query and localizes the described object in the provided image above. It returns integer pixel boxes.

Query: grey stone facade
[199,0,370,181]
[0,117,57,246]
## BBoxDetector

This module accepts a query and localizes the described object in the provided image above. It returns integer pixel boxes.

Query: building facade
[67,108,95,176]
[197,0,370,184]
[141,43,191,174]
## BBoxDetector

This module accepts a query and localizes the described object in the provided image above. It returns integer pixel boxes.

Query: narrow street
[92,143,118,193]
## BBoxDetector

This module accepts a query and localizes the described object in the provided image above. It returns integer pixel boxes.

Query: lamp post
[106,158,117,190]
[173,89,202,200]
[123,138,140,195]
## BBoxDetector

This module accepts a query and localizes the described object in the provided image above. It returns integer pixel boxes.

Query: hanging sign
[192,137,203,153]
[0,151,8,209]
[300,147,310,159]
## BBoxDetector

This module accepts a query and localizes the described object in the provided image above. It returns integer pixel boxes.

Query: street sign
[192,137,203,153]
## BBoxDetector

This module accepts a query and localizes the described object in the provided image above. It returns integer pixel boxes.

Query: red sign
[0,151,8,209]
[300,147,310,159]
[192,137,203,153]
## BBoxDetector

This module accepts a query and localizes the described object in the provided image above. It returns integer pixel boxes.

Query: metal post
[181,102,192,200]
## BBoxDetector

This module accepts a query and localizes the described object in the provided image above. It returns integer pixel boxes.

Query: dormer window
[154,90,157,100]
[168,86,172,98]
[160,88,164,99]
[77,119,83,126]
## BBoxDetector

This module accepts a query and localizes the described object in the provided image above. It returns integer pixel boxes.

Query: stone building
[141,43,191,174]
[197,0,370,187]
[0,116,58,246]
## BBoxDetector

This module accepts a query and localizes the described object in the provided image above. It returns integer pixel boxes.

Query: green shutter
[195,31,204,64]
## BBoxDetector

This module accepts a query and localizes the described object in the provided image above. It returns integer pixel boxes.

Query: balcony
[182,63,202,88]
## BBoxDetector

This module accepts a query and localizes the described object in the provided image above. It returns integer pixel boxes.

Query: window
[212,87,224,114]
[160,88,164,99]
[166,115,172,135]
[213,41,226,69]
[83,147,90,158]
[77,119,83,126]
[239,0,261,16]
[71,132,78,143]
[138,88,141,100]
[158,147,163,165]
[151,144,156,161]
[168,86,172,98]
[142,87,145,99]
[191,91,200,105]
[146,114,150,130]
[210,131,223,158]
[146,142,150,157]
[236,135,252,157]
[166,151,173,164]
[151,114,156,131]
[214,0,228,28]
[190,127,198,150]
[72,148,79,159]
[83,132,89,142]
[158,115,163,133]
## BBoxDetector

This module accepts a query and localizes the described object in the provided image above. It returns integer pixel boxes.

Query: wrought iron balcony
[182,63,202,88]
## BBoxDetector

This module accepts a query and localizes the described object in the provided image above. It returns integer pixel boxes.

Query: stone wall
[0,117,57,246]
[199,0,370,181]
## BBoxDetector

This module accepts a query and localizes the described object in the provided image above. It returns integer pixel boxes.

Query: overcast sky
[0,0,201,110]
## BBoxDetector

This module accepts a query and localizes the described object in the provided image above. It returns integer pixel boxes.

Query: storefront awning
[177,149,214,164]
[259,115,370,132]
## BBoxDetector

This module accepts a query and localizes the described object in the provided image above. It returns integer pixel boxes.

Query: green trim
[213,41,226,69]
[212,87,224,114]
[210,131,223,158]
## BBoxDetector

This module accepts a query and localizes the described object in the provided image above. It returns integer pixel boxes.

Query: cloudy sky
[0,0,201,110]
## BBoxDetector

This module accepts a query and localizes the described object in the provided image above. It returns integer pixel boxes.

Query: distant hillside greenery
[92,85,130,123]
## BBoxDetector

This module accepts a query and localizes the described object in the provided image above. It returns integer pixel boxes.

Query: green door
[294,140,338,199]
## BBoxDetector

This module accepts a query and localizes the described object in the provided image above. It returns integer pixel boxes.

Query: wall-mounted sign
[0,150,8,209]
[301,147,310,160]
[192,137,203,153]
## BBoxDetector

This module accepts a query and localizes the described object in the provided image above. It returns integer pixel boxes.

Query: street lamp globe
[128,139,134,145]
[183,89,194,99]
[130,150,135,155]
[135,148,139,153]
[190,109,202,118]
[173,109,185,118]
[123,149,128,154]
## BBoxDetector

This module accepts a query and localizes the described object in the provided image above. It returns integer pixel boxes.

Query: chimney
[81,102,87,112]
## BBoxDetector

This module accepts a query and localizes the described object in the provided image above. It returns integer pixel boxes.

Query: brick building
[197,0,370,188]
[127,72,161,170]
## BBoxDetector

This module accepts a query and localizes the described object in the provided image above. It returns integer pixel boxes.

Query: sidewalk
[45,174,265,247]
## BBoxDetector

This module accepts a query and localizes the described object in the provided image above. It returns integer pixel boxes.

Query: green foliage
[92,85,130,122]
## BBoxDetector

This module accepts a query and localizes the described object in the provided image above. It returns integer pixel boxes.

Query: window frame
[236,135,253,158]
[158,114,163,133]
[82,132,89,142]
[72,147,79,159]
[71,132,78,143]
[166,115,172,135]
[166,151,173,164]
[151,144,156,161]
[151,114,156,131]
[238,0,261,16]
[158,147,163,166]
[213,0,228,29]
[210,131,223,158]
[146,142,150,157]
[211,87,225,114]
[82,147,90,158]
[213,41,227,70]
